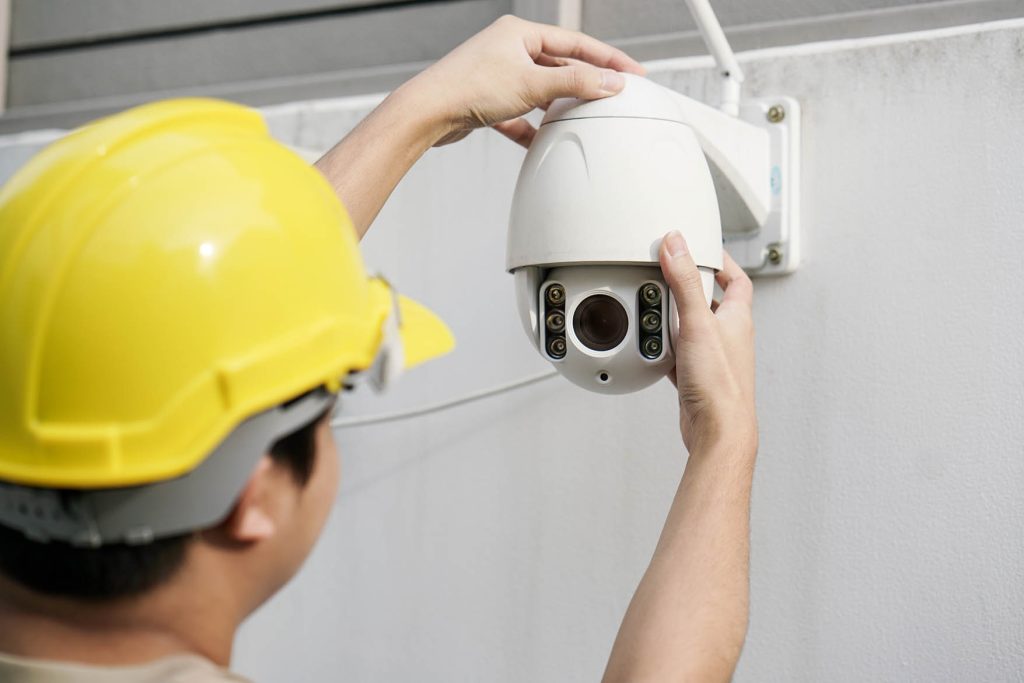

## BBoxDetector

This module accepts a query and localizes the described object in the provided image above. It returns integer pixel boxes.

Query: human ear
[224,457,279,542]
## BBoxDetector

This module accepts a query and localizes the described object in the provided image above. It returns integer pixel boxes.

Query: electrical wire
[330,370,559,429]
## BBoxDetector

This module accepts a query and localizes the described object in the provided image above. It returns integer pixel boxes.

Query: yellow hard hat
[0,98,454,490]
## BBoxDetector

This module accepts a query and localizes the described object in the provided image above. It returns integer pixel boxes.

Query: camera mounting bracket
[669,91,802,275]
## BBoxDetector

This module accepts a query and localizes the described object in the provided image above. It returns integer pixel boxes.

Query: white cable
[683,0,744,116]
[330,370,559,429]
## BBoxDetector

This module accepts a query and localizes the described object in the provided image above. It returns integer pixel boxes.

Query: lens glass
[573,294,628,352]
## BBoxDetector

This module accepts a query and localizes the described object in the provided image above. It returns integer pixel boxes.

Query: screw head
[767,247,783,265]
[767,105,785,124]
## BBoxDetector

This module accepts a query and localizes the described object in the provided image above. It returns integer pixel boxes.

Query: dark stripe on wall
[9,0,454,56]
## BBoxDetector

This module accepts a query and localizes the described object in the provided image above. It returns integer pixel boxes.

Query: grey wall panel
[10,0,413,49]
[7,0,509,107]
[0,0,8,111]
[584,0,956,39]
[4,0,1021,131]
[610,0,1024,61]
[0,62,417,134]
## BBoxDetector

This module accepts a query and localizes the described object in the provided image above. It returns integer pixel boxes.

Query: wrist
[687,430,758,468]
[391,70,457,147]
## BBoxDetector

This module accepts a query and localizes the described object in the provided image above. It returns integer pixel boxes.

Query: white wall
[1,18,1022,683]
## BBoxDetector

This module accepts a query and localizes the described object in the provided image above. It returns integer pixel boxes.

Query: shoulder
[0,651,253,683]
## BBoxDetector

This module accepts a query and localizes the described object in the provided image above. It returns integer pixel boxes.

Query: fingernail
[600,70,625,93]
[664,231,688,257]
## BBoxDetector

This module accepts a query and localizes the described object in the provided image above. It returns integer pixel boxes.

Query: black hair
[0,401,331,601]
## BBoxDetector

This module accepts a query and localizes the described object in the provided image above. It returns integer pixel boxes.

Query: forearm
[603,442,756,683]
[313,76,447,239]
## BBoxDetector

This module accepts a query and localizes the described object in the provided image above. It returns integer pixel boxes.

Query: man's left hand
[408,15,645,148]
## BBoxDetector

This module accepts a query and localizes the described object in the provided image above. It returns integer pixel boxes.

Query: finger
[660,231,713,333]
[493,118,537,148]
[534,56,583,109]
[531,64,626,103]
[534,53,572,68]
[715,250,753,309]
[527,22,645,75]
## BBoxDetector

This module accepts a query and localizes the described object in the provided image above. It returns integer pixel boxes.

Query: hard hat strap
[0,389,335,548]
[352,275,406,393]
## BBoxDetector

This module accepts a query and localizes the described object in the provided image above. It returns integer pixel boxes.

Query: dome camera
[507,75,723,394]
[536,265,714,394]
[507,5,799,396]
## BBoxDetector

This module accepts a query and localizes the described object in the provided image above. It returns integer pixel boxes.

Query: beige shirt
[0,651,251,683]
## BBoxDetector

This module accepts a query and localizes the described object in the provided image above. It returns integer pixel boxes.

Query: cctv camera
[507,75,722,394]
[536,265,715,394]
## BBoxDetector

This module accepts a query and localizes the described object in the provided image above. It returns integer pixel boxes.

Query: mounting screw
[766,105,786,124]
[767,246,783,265]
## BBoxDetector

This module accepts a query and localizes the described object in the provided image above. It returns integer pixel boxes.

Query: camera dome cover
[507,74,724,274]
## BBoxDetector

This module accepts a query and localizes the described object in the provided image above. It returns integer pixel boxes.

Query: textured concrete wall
[1,18,1022,683]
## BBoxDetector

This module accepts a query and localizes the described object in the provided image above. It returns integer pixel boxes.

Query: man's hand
[603,232,758,683]
[410,14,646,147]
[661,230,758,457]
[315,16,644,237]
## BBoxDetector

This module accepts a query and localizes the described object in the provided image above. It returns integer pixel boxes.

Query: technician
[0,16,758,683]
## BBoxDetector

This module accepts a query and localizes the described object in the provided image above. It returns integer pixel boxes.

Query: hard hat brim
[395,294,455,369]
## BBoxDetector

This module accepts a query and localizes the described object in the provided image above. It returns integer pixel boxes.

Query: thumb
[533,65,625,103]
[660,231,712,333]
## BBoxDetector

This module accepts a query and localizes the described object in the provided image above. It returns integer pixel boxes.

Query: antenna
[683,0,743,116]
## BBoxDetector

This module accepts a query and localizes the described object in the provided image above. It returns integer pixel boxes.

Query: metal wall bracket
[725,96,802,276]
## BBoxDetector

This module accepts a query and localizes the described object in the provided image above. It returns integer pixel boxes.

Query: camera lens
[546,311,566,333]
[640,283,661,307]
[640,310,661,334]
[573,294,628,352]
[642,336,663,359]
[547,336,567,359]
[545,284,565,306]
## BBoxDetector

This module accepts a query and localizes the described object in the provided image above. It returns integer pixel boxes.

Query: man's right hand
[660,230,758,458]
[602,232,758,683]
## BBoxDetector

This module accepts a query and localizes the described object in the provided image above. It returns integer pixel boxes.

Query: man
[0,16,757,683]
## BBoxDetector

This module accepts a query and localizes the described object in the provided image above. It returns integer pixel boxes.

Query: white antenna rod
[683,0,743,116]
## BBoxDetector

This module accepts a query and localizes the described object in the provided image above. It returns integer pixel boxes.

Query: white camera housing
[508,74,798,394]
[538,265,715,394]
